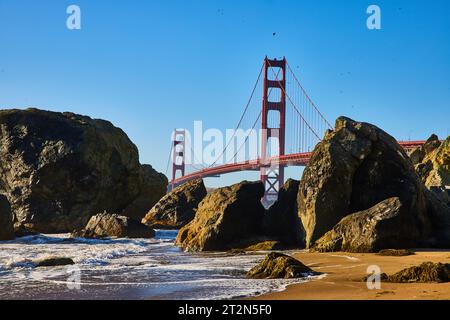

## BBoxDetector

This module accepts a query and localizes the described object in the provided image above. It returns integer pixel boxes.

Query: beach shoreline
[253,250,450,300]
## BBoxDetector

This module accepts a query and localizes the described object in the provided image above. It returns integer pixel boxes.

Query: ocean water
[0,231,318,300]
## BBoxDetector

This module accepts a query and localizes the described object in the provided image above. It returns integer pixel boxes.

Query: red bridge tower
[171,129,186,191]
[260,57,286,204]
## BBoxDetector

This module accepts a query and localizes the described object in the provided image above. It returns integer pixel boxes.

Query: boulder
[298,117,432,249]
[0,194,14,240]
[73,212,155,239]
[246,252,318,279]
[122,165,168,221]
[0,108,167,233]
[263,179,304,246]
[142,179,207,229]
[386,262,450,283]
[377,249,414,256]
[243,240,286,251]
[175,181,266,251]
[34,257,75,267]
[312,198,424,252]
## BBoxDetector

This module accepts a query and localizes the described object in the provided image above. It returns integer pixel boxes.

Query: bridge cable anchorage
[286,61,333,130]
[267,59,322,142]
[209,62,264,168]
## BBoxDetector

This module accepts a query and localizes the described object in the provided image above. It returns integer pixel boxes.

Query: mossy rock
[244,241,286,251]
[377,249,414,256]
[247,252,319,279]
[388,262,450,283]
[363,262,450,283]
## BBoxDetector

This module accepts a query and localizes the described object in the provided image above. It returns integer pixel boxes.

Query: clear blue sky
[1,0,449,187]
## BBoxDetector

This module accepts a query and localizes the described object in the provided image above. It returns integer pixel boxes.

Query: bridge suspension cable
[209,62,264,168]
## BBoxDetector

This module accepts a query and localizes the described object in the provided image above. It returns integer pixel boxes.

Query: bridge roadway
[171,141,425,187]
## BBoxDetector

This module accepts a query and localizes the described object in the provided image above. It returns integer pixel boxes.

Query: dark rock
[243,240,286,251]
[122,165,168,221]
[0,194,14,240]
[142,179,207,229]
[73,212,155,239]
[246,252,318,279]
[0,108,167,233]
[35,257,75,267]
[424,189,450,247]
[377,249,414,256]
[387,262,450,283]
[312,198,418,253]
[263,179,304,246]
[298,117,432,249]
[175,181,265,251]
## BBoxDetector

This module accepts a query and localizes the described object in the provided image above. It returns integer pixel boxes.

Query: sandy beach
[255,250,450,300]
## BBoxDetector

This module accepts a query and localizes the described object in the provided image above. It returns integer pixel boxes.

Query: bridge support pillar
[170,129,186,191]
[260,57,286,205]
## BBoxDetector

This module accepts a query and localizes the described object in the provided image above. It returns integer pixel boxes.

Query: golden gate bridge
[167,57,425,202]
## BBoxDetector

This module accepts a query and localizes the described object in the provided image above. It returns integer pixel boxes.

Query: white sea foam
[0,232,317,300]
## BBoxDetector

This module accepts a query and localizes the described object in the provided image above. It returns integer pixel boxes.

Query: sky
[0,0,449,187]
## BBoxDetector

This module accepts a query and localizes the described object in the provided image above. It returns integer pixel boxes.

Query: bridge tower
[171,129,186,191]
[260,57,286,204]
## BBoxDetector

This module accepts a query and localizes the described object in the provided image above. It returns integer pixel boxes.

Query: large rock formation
[142,179,207,229]
[122,164,168,221]
[313,197,416,252]
[262,179,304,246]
[0,194,14,240]
[175,181,266,251]
[298,117,436,250]
[73,212,155,239]
[247,252,318,279]
[0,109,167,233]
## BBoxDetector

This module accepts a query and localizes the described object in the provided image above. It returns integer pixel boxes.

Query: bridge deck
[171,141,425,187]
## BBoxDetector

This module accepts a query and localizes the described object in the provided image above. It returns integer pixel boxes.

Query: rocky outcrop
[377,249,414,256]
[72,213,155,239]
[382,262,450,283]
[247,252,318,279]
[414,136,450,205]
[175,181,266,251]
[298,117,432,249]
[142,179,207,229]
[122,165,168,221]
[35,257,75,267]
[312,198,414,253]
[0,108,167,233]
[407,134,442,166]
[262,179,304,246]
[0,194,14,240]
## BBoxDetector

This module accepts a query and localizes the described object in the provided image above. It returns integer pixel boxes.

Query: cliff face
[0,108,167,233]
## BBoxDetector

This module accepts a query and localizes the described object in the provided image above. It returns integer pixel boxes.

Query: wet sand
[255,250,450,300]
